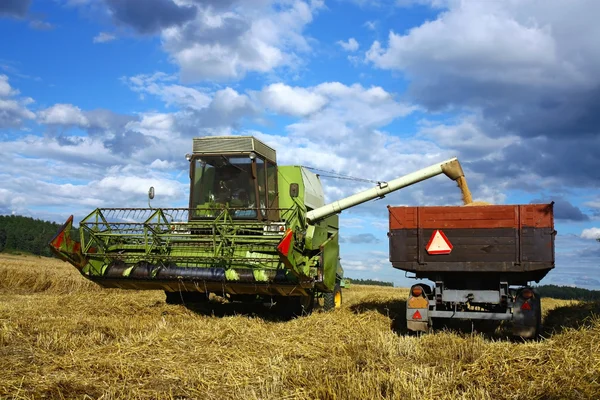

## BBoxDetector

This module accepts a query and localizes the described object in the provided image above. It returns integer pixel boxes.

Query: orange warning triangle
[412,310,422,320]
[425,230,453,255]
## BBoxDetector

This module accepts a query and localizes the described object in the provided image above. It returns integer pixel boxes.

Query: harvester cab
[50,135,469,318]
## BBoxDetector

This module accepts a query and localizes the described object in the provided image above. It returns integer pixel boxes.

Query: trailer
[388,203,555,338]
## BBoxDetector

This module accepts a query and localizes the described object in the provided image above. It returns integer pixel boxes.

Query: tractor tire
[324,282,342,311]
[273,293,315,319]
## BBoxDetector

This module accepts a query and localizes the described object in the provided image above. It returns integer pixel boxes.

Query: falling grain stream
[456,175,492,206]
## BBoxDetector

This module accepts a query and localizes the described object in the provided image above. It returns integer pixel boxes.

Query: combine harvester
[50,135,468,317]
[388,202,555,339]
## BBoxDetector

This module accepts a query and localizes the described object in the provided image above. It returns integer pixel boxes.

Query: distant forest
[347,278,394,287]
[0,215,73,258]
[535,285,600,301]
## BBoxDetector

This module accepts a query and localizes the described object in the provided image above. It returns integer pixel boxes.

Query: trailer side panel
[388,204,555,282]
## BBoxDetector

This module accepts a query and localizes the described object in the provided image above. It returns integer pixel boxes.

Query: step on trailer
[387,203,555,339]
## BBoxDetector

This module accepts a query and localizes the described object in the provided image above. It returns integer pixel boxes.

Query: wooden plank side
[388,205,519,229]
[388,206,418,230]
[388,204,554,230]
[519,204,554,228]
[418,205,517,228]
[389,227,554,268]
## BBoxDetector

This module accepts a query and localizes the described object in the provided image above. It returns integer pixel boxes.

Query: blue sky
[1,0,599,289]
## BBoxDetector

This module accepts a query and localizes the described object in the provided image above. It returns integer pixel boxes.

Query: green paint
[253,269,269,282]
[225,269,240,281]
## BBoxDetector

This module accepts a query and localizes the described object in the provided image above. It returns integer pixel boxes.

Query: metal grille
[192,136,276,162]
[76,208,295,266]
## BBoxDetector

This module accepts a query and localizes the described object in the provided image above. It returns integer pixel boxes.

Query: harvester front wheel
[165,291,209,305]
[273,293,315,319]
[324,282,342,311]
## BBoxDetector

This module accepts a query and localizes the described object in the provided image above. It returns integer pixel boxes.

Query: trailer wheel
[512,288,542,340]
[324,282,342,311]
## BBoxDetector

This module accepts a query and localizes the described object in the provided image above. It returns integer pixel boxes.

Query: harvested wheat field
[1,254,599,400]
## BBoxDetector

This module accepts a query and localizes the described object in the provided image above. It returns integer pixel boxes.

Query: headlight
[263,223,286,235]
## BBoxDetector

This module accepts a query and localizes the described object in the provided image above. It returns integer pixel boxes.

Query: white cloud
[38,104,89,127]
[93,32,116,43]
[258,83,328,117]
[126,73,212,110]
[0,75,35,128]
[366,6,561,87]
[125,112,177,140]
[581,228,600,240]
[417,116,520,159]
[161,1,324,82]
[395,0,449,8]
[337,38,359,52]
[0,99,36,128]
[97,175,182,198]
[365,0,600,103]
[363,0,600,190]
[0,74,18,97]
[584,201,600,210]
[363,20,377,31]
[150,159,175,169]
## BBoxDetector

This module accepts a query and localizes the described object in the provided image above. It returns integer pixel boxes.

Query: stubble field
[1,253,599,399]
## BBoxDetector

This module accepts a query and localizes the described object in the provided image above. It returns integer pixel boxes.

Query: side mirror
[148,186,155,200]
[289,183,299,198]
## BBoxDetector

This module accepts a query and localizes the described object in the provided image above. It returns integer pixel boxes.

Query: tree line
[346,278,394,287]
[0,215,76,257]
[534,284,600,301]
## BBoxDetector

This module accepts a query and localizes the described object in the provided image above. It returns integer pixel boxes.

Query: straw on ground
[1,254,599,399]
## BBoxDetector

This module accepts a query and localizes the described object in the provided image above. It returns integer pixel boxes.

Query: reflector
[412,310,422,320]
[521,288,533,299]
[277,229,294,256]
[521,301,532,311]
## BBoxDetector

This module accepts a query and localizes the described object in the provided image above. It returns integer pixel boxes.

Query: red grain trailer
[388,203,555,338]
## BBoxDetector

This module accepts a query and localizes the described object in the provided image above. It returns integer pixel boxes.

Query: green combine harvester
[50,136,467,316]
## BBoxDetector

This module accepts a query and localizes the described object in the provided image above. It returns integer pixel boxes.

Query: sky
[0,0,599,289]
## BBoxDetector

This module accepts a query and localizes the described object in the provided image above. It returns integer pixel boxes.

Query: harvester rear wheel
[324,282,342,311]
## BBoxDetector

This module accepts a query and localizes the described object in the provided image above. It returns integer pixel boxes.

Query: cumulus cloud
[162,1,323,82]
[93,32,116,43]
[581,228,600,240]
[38,104,89,127]
[126,72,212,110]
[337,38,359,52]
[104,0,197,34]
[365,0,600,190]
[69,1,323,82]
[0,0,30,17]
[530,198,589,222]
[363,20,377,31]
[0,75,35,128]
[258,83,328,117]
[0,75,16,97]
